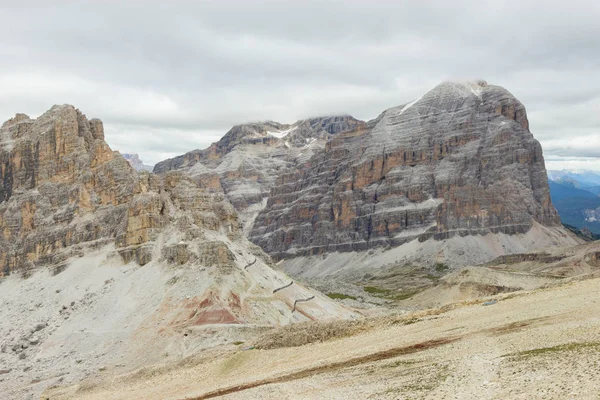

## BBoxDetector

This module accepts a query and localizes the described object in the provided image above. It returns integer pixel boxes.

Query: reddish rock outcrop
[0,105,239,276]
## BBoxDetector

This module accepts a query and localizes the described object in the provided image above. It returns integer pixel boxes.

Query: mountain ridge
[146,80,579,278]
[122,153,153,172]
[153,115,365,174]
[249,80,574,269]
[547,170,600,234]
[0,81,587,399]
[0,103,359,399]
[153,115,365,231]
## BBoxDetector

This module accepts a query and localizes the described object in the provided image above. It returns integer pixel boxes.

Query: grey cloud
[104,124,224,164]
[0,0,599,165]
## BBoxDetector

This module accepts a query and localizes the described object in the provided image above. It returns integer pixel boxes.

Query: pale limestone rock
[249,81,566,262]
[0,105,241,276]
[153,116,364,229]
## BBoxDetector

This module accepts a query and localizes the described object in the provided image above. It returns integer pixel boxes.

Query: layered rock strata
[154,116,364,230]
[249,81,564,260]
[0,105,359,399]
[0,105,239,276]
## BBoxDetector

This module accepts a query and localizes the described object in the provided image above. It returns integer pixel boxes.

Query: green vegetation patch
[434,262,449,273]
[363,286,421,301]
[424,274,440,282]
[219,352,251,375]
[363,286,392,295]
[326,292,358,301]
[166,276,179,285]
[504,342,600,359]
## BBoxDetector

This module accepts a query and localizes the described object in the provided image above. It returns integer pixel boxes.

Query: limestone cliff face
[0,105,239,276]
[153,116,363,174]
[249,81,562,260]
[153,116,364,230]
[0,107,361,400]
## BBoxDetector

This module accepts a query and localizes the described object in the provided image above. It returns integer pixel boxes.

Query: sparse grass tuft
[219,352,251,375]
[253,319,368,349]
[364,286,391,295]
[166,276,179,285]
[434,262,449,273]
[327,292,357,301]
[504,342,600,358]
[381,358,420,369]
[377,362,451,396]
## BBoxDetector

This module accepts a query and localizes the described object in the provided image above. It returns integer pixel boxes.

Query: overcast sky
[1,0,599,169]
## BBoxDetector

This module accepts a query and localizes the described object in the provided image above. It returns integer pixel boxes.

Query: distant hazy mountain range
[122,153,154,172]
[548,170,600,234]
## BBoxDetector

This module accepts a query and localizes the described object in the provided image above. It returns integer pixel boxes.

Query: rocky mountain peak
[213,121,290,155]
[122,153,153,172]
[426,80,528,130]
[0,104,244,276]
[153,115,364,175]
[249,80,572,267]
[283,115,364,147]
[0,103,352,319]
[1,113,31,130]
[0,105,357,399]
[152,114,365,232]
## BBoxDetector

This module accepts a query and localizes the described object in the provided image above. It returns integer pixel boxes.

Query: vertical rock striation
[0,108,360,400]
[153,116,364,230]
[249,81,563,261]
[0,105,239,276]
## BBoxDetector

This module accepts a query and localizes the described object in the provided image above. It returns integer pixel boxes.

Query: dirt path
[44,276,600,400]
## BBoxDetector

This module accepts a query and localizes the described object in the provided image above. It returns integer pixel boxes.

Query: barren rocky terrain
[153,117,364,231]
[42,270,600,400]
[0,81,595,399]
[250,81,569,265]
[0,242,358,400]
[0,105,359,400]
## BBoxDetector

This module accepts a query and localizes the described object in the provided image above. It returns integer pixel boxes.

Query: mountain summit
[0,105,356,399]
[122,153,153,172]
[149,80,578,281]
[0,81,581,399]
[246,81,576,269]
[154,115,364,231]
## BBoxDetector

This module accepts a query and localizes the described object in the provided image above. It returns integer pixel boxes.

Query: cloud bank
[0,0,598,167]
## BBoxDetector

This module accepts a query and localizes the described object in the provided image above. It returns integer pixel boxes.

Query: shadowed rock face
[0,105,239,276]
[0,107,362,400]
[0,81,563,274]
[153,116,365,229]
[153,116,364,174]
[249,81,561,260]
